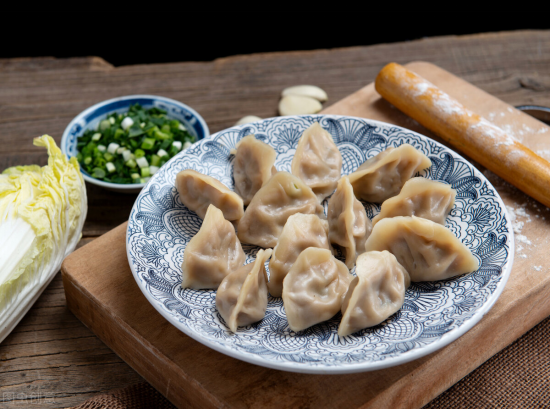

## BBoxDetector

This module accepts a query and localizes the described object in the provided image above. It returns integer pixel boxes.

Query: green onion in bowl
[75,104,196,184]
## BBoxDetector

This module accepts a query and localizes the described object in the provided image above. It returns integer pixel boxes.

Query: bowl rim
[61,94,210,190]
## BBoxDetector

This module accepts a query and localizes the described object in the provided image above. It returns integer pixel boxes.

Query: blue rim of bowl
[61,94,210,190]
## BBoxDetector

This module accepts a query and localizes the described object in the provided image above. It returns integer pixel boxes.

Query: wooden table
[0,30,548,408]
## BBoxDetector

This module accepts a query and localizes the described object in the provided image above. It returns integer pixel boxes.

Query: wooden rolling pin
[375,62,550,207]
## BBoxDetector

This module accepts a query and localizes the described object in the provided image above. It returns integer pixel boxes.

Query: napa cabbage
[0,135,87,341]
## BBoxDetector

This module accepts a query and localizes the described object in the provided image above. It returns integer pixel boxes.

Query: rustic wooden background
[0,30,548,408]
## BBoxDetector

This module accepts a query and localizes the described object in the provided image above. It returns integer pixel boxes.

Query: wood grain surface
[0,30,549,408]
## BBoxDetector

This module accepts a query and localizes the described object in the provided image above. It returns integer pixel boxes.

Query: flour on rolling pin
[410,76,518,147]
[375,63,550,207]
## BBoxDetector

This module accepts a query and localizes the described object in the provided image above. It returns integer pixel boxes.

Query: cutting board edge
[61,259,229,409]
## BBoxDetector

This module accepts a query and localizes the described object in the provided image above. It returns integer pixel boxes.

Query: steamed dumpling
[291,122,342,202]
[347,144,432,203]
[176,169,244,221]
[372,177,456,226]
[282,247,352,332]
[181,204,246,289]
[232,135,277,205]
[327,176,372,268]
[216,248,272,332]
[338,251,410,337]
[237,171,324,248]
[364,216,479,282]
[268,213,331,297]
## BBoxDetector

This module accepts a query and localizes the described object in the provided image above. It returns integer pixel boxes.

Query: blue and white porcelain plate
[126,115,514,374]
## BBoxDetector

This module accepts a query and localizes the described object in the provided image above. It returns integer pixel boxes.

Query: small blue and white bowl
[61,95,209,193]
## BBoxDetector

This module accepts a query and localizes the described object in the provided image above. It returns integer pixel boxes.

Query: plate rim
[126,114,515,374]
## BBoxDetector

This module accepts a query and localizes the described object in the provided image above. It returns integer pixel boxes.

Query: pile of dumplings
[175,123,479,337]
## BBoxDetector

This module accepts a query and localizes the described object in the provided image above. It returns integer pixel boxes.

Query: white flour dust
[505,204,535,260]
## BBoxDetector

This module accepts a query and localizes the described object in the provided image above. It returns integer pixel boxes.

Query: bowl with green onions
[61,95,209,192]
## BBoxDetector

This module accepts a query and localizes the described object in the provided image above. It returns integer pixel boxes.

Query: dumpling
[176,169,244,221]
[181,204,246,289]
[237,171,324,248]
[291,122,342,202]
[347,144,432,203]
[282,247,352,332]
[268,213,331,297]
[372,177,456,226]
[338,251,410,337]
[327,176,372,268]
[216,248,272,332]
[232,135,277,205]
[364,216,479,282]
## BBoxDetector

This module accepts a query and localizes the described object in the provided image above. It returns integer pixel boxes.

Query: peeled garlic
[279,95,323,116]
[281,85,328,102]
[235,115,262,126]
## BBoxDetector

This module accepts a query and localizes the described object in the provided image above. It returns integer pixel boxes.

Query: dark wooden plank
[0,30,549,409]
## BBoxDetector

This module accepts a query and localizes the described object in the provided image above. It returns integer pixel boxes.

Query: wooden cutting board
[61,62,550,409]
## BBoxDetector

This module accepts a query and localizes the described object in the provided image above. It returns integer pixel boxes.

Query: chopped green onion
[141,138,156,150]
[151,155,161,167]
[154,130,172,140]
[122,150,133,162]
[183,141,192,149]
[99,119,111,131]
[136,157,149,169]
[121,117,134,130]
[92,168,106,179]
[76,104,196,184]
[107,143,120,154]
[114,128,125,139]
[141,167,151,177]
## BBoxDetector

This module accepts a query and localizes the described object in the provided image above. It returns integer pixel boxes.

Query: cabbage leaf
[0,135,87,340]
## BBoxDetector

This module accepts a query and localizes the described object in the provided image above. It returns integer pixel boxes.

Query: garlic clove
[281,85,328,102]
[235,115,263,126]
[279,95,323,116]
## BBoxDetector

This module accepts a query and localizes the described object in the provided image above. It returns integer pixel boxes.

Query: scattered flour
[506,205,525,233]
[515,207,531,221]
[506,205,535,257]
[533,266,542,271]
[516,234,532,246]
[516,245,524,252]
